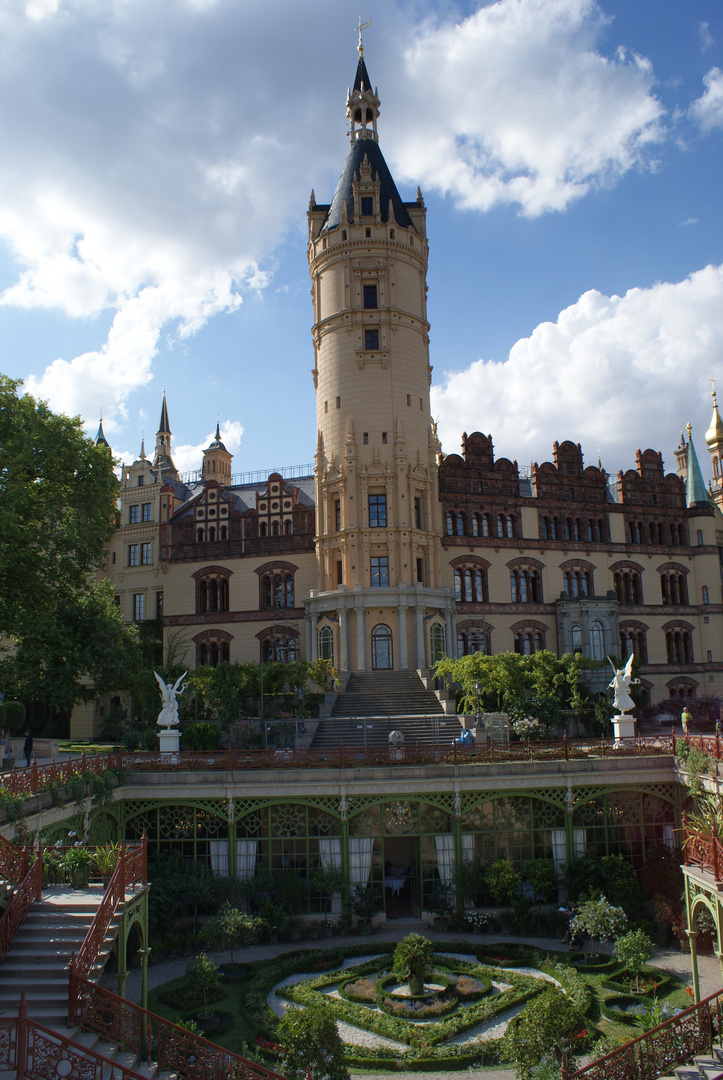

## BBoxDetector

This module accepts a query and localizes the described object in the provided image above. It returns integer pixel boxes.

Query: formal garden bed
[146,935,693,1072]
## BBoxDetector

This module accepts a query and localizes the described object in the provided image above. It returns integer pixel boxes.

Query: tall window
[364,328,379,350]
[260,571,294,609]
[128,544,139,566]
[155,591,164,619]
[360,196,374,216]
[454,566,488,603]
[666,628,693,664]
[370,556,389,587]
[430,623,446,664]
[497,514,514,538]
[703,586,710,604]
[613,568,643,605]
[620,625,647,663]
[514,628,544,654]
[590,621,605,661]
[661,571,688,605]
[141,542,152,565]
[142,502,152,522]
[129,505,139,524]
[510,568,542,603]
[363,284,378,309]
[540,516,559,541]
[197,639,230,667]
[335,500,341,531]
[414,497,422,529]
[318,626,334,664]
[133,593,145,621]
[571,624,582,651]
[445,511,454,535]
[261,632,299,663]
[369,494,387,527]
[564,570,592,597]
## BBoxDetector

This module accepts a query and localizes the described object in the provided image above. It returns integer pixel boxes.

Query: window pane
[370,557,389,587]
[364,328,379,350]
[369,494,387,527]
[363,284,377,309]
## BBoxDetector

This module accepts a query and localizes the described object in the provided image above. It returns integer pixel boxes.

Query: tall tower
[305,45,452,674]
[706,385,723,511]
[153,392,178,482]
[202,422,233,486]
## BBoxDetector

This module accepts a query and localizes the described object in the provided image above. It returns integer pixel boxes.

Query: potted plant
[393,932,434,996]
[259,898,287,943]
[310,865,347,915]
[92,842,121,886]
[351,883,381,934]
[61,845,94,888]
[41,848,62,887]
[426,880,453,930]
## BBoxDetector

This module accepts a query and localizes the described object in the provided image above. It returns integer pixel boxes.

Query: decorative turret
[705,383,723,510]
[686,424,711,509]
[153,392,178,481]
[674,428,688,484]
[95,417,111,451]
[202,421,233,486]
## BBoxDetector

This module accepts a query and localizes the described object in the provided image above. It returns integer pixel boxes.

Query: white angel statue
[608,654,638,715]
[154,671,187,729]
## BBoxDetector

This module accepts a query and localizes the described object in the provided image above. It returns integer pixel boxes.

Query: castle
[85,48,723,736]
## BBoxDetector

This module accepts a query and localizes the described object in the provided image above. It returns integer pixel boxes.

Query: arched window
[497,514,505,538]
[261,571,295,609]
[272,521,280,536]
[196,528,205,543]
[371,624,393,669]
[430,623,446,664]
[208,526,216,541]
[571,624,582,651]
[510,567,542,603]
[285,520,292,535]
[456,512,465,536]
[665,626,694,664]
[472,514,480,537]
[620,624,648,664]
[661,571,688,605]
[260,522,267,537]
[195,568,231,615]
[220,525,228,541]
[457,622,491,655]
[318,625,334,664]
[446,511,454,535]
[482,514,491,537]
[590,621,605,661]
[514,629,544,654]
[613,567,643,605]
[199,644,208,665]
[195,632,232,667]
[454,565,488,602]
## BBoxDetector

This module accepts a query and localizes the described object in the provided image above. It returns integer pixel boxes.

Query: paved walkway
[109,928,722,1080]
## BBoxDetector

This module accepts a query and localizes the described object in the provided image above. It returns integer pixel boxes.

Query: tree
[0,376,117,638]
[601,854,646,914]
[504,987,588,1079]
[560,853,605,901]
[485,859,522,905]
[392,933,434,996]
[613,929,654,992]
[277,1001,349,1080]
[185,952,222,1015]
[201,902,255,962]
[522,859,559,903]
[571,896,628,956]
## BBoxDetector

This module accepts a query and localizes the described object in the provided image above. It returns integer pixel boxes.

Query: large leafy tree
[0,376,130,727]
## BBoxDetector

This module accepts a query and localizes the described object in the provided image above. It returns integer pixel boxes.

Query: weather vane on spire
[356,16,371,55]
[711,375,717,405]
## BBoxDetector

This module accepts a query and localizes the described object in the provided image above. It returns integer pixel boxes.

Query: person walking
[681,706,692,740]
[23,729,33,769]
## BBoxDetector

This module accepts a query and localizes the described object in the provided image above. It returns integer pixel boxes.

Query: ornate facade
[88,50,723,736]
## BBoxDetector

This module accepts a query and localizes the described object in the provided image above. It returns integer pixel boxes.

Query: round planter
[70,870,89,888]
[356,919,373,935]
[433,917,449,932]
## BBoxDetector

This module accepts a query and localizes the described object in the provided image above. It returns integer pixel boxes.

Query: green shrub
[277,1001,350,1080]
[613,930,654,992]
[182,722,221,751]
[485,859,522,905]
[522,858,559,902]
[503,987,589,1078]
[185,952,222,1012]
[392,933,434,995]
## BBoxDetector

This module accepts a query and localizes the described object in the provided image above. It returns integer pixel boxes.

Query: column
[355,598,366,671]
[397,588,408,670]
[339,607,349,672]
[306,613,316,660]
[689,930,701,1003]
[449,609,457,659]
[415,606,425,669]
[138,948,151,1011]
[445,608,454,663]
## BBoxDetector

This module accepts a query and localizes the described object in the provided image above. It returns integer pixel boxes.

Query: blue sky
[1,0,722,480]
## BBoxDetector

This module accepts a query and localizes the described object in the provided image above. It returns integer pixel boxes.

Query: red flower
[686,986,695,999]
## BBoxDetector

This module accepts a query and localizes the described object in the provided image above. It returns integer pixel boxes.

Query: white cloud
[690,67,723,132]
[699,22,715,52]
[432,264,723,474]
[386,0,664,216]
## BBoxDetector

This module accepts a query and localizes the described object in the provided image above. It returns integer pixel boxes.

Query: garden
[147,929,693,1076]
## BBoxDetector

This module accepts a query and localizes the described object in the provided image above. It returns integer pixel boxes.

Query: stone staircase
[331,671,445,718]
[659,1045,723,1080]
[0,885,119,1028]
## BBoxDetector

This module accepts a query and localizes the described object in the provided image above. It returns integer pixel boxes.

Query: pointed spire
[706,380,723,447]
[95,417,110,449]
[158,392,171,435]
[686,425,711,508]
[139,438,146,459]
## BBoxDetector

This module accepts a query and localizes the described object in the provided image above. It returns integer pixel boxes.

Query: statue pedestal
[158,728,180,759]
[612,714,636,748]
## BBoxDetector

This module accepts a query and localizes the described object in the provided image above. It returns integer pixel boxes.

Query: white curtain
[662,824,675,850]
[551,829,567,873]
[209,840,229,877]
[349,837,374,889]
[236,839,258,882]
[573,829,586,856]
[318,838,343,914]
[434,834,455,885]
[461,833,474,907]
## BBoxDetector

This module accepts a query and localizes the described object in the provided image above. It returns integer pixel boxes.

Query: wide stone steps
[312,712,456,749]
[329,670,445,720]
[657,1043,723,1080]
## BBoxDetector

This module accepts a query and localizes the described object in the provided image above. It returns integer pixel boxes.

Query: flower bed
[601,971,673,997]
[598,993,651,1023]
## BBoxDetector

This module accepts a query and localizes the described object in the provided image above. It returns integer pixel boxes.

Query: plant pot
[433,917,449,932]
[356,919,373,935]
[323,927,334,938]
[71,869,89,888]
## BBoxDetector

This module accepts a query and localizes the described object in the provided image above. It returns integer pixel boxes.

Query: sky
[1,0,723,481]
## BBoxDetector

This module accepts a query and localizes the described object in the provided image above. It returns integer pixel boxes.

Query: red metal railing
[0,750,122,797]
[0,832,29,885]
[683,823,723,883]
[0,855,41,964]
[0,992,149,1079]
[69,976,288,1080]
[561,986,723,1080]
[69,835,147,996]
[119,734,674,772]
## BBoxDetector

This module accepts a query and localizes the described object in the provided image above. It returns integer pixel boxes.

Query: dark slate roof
[323,138,415,232]
[354,56,373,93]
[158,394,171,434]
[95,420,110,448]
